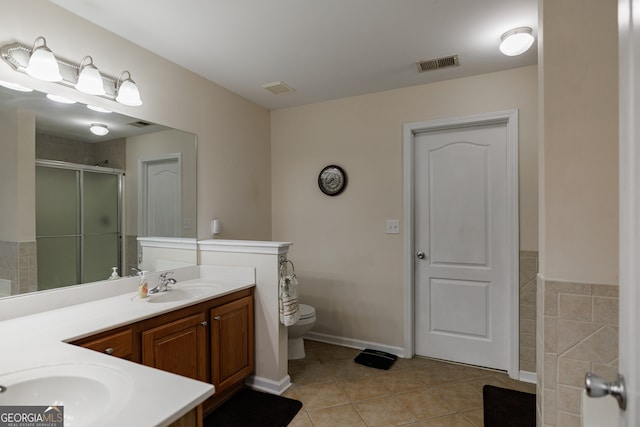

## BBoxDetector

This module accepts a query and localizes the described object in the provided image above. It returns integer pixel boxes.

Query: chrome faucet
[148,272,176,294]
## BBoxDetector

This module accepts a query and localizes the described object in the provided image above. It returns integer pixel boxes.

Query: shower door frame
[35,159,125,285]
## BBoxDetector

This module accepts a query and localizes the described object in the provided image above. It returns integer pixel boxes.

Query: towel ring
[279,256,295,275]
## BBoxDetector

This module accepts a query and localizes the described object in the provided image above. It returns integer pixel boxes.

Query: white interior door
[139,154,182,237]
[414,122,511,371]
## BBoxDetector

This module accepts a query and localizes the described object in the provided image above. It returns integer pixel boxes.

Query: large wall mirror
[0,84,197,298]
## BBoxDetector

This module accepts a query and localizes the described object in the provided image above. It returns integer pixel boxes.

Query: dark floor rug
[483,385,536,427]
[204,388,302,427]
[354,348,397,370]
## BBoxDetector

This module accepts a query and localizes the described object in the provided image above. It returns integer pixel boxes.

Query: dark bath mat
[204,388,302,427]
[354,348,398,370]
[483,385,536,427]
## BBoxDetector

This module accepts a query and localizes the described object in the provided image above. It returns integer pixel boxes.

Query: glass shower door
[36,163,123,290]
[36,166,80,290]
[83,171,120,283]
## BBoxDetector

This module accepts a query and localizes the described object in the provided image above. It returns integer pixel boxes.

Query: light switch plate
[386,220,400,234]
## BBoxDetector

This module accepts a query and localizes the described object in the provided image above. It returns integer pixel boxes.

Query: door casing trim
[402,110,519,378]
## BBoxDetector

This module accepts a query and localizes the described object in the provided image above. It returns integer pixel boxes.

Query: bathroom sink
[0,363,133,427]
[144,283,220,303]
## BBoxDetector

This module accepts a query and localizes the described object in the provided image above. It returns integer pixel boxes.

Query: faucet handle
[160,271,174,279]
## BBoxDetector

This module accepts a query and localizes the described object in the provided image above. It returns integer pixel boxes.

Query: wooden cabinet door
[210,295,254,393]
[142,313,207,382]
[74,327,134,360]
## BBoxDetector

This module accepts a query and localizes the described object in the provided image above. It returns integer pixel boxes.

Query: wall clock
[318,165,347,196]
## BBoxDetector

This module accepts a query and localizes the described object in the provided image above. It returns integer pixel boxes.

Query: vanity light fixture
[87,104,112,113]
[0,36,142,106]
[46,93,76,104]
[25,36,62,82]
[499,27,535,56]
[115,71,142,106]
[0,80,33,92]
[89,124,109,136]
[76,55,105,96]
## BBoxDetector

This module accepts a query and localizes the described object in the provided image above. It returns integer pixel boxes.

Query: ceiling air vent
[261,81,296,95]
[416,55,459,73]
[128,120,152,128]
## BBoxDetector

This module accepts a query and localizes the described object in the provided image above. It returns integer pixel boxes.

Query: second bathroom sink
[130,283,222,304]
[0,362,133,427]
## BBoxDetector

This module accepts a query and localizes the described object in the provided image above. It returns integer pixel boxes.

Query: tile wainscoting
[0,240,37,295]
[536,277,619,426]
[520,251,538,374]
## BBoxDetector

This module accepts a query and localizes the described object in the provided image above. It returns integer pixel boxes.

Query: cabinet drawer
[80,329,133,359]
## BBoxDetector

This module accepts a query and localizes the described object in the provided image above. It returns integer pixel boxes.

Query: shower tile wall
[36,133,125,169]
[125,235,138,276]
[537,279,618,426]
[0,241,37,296]
[520,250,538,373]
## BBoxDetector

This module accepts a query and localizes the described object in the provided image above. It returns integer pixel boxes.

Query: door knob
[585,372,626,410]
[416,251,426,260]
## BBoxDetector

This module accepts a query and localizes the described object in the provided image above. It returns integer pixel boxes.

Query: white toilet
[287,304,316,360]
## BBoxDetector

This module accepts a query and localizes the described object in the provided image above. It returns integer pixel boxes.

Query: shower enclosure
[36,160,123,290]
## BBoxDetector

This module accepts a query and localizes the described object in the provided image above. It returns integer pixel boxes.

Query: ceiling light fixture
[76,55,105,95]
[87,105,112,113]
[25,36,62,82]
[0,36,142,106]
[499,27,535,56]
[0,80,33,92]
[115,71,142,106]
[46,93,76,104]
[89,124,109,136]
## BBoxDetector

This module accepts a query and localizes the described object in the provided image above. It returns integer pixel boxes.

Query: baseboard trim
[245,374,292,395]
[519,370,537,384]
[305,331,405,358]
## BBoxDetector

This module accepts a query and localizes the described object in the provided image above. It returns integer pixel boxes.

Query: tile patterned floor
[284,340,536,427]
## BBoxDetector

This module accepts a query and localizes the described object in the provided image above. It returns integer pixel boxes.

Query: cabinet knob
[105,347,114,355]
[200,321,208,327]
[214,316,221,321]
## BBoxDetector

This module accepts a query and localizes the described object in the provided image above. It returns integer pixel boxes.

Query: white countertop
[0,274,255,427]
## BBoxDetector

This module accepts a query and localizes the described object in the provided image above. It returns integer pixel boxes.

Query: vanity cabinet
[72,326,136,361]
[142,312,208,382]
[71,287,254,415]
[211,295,254,397]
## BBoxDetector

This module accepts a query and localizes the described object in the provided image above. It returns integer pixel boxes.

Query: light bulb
[76,56,105,95]
[46,93,76,104]
[116,71,142,106]
[87,105,112,113]
[0,80,33,92]
[25,37,62,82]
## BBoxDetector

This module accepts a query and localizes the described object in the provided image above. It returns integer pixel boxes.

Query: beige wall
[0,107,35,242]
[125,129,197,238]
[0,0,272,242]
[271,66,538,348]
[538,0,619,425]
[540,0,618,285]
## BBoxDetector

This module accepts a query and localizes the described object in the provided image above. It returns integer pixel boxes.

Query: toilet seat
[299,304,315,320]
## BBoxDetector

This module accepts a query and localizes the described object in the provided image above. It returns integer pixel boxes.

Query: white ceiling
[50,0,538,110]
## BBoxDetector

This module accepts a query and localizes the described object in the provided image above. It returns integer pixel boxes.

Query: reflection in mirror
[0,84,197,298]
